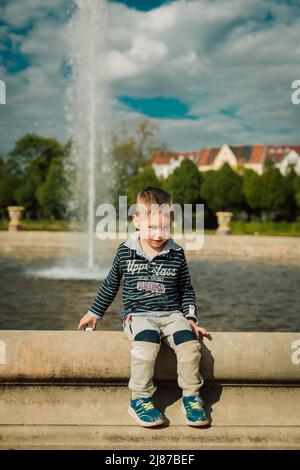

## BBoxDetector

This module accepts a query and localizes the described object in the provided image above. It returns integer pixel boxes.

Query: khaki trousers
[123,312,204,398]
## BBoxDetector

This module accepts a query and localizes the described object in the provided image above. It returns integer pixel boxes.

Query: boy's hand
[188,319,208,339]
[78,313,98,331]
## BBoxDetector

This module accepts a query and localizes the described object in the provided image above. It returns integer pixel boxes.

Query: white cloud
[108,50,138,79]
[108,33,168,80]
[139,4,178,32]
[106,0,300,148]
[0,0,300,154]
[0,0,69,28]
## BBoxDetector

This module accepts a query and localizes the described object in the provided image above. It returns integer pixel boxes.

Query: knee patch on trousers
[131,341,160,362]
[134,329,160,344]
[176,340,201,363]
[173,329,196,345]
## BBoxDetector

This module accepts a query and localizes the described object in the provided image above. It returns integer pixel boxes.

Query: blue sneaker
[128,396,164,427]
[181,395,209,427]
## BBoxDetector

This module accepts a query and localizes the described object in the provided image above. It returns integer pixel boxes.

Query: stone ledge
[0,332,299,449]
[0,331,299,382]
[0,425,299,450]
[1,231,299,262]
[0,384,299,427]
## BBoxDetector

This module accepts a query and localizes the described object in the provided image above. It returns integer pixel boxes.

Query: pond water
[0,252,299,332]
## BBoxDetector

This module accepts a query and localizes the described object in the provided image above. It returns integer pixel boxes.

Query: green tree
[14,174,38,217]
[0,155,20,217]
[260,162,291,220]
[0,154,4,174]
[6,134,65,177]
[0,174,20,218]
[243,169,263,217]
[282,166,298,221]
[163,157,202,207]
[36,157,68,219]
[6,134,70,219]
[201,163,245,213]
[111,119,168,206]
[125,166,162,208]
[293,173,300,214]
[112,134,141,206]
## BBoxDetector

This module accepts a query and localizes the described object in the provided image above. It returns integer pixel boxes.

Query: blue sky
[0,0,300,153]
[110,1,175,10]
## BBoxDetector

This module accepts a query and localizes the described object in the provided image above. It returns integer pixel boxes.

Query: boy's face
[134,204,173,249]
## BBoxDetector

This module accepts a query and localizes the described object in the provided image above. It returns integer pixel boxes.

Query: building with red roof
[150,144,300,178]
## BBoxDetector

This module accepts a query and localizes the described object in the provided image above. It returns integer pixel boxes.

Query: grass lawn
[230,220,300,237]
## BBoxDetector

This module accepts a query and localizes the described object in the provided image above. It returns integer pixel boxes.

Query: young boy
[78,186,209,427]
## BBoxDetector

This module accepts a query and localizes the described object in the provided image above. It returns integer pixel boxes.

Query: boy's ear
[132,213,140,229]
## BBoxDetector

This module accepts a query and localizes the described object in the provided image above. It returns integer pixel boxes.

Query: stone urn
[7,206,25,231]
[216,211,233,235]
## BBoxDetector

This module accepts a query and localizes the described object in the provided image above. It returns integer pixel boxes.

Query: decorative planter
[7,206,25,231]
[216,211,233,235]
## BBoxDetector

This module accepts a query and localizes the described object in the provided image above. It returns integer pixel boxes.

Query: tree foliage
[201,163,245,213]
[163,157,202,207]
[125,166,162,208]
[0,134,69,219]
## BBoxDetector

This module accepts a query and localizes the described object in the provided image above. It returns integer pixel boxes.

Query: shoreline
[0,231,299,265]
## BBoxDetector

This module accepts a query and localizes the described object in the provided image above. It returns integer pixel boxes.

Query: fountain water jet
[27,0,115,280]
[65,0,114,271]
[66,0,113,269]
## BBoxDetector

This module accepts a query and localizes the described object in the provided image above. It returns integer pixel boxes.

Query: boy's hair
[136,186,174,221]
[137,186,173,206]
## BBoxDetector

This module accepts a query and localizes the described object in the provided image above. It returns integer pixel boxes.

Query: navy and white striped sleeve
[177,251,199,324]
[88,249,123,320]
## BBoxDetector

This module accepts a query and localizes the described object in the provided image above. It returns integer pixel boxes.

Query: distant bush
[231,220,300,236]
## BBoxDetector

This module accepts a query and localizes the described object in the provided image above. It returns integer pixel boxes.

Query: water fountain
[27,0,115,280]
[65,0,114,269]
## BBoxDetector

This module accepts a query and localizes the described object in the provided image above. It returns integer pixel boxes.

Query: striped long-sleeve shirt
[88,230,199,324]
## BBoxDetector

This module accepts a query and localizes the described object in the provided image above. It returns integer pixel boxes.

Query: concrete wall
[0,331,299,383]
[0,331,299,449]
